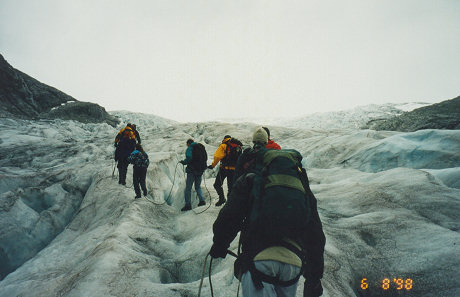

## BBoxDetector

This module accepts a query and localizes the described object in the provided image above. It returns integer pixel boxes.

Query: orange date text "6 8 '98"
[360,278,413,291]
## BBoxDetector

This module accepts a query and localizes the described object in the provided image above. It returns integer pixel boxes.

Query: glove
[304,279,323,297]
[209,243,227,259]
[114,142,118,148]
[207,165,213,169]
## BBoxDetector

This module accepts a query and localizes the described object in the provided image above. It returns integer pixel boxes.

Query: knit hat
[252,127,268,144]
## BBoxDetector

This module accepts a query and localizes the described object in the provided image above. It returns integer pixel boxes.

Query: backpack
[246,148,312,245]
[116,127,136,144]
[222,138,243,166]
[191,143,208,172]
[130,151,150,168]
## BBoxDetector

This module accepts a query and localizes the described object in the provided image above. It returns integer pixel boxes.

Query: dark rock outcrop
[367,96,460,132]
[46,101,119,126]
[0,54,118,126]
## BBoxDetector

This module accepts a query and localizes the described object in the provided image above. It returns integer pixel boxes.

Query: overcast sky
[1,0,459,122]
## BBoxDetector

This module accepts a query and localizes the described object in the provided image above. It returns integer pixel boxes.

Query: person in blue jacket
[128,143,149,199]
[179,138,207,211]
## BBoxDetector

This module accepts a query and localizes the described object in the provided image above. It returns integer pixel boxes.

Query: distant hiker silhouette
[179,139,207,211]
[114,123,137,185]
[208,135,243,206]
[210,127,326,297]
[128,143,149,198]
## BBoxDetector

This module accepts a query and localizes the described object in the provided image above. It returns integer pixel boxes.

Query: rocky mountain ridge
[367,96,460,131]
[0,54,118,126]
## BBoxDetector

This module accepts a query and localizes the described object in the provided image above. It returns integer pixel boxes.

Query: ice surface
[0,112,459,297]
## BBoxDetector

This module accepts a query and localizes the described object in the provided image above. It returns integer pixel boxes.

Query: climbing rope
[197,250,239,297]
[197,252,210,297]
[143,161,183,205]
[164,162,182,203]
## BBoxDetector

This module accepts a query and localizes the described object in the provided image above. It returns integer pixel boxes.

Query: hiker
[179,139,207,211]
[128,143,149,198]
[233,127,280,183]
[262,127,281,150]
[114,123,137,185]
[210,127,325,297]
[233,127,268,183]
[208,135,243,206]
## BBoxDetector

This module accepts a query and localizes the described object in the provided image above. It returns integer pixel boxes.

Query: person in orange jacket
[208,135,242,206]
[262,127,281,150]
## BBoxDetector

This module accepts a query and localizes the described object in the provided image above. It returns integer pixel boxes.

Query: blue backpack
[129,151,149,168]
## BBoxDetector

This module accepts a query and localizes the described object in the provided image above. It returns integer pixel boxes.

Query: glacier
[0,111,459,297]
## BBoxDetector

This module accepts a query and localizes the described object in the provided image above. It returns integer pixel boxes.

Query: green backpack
[247,148,312,244]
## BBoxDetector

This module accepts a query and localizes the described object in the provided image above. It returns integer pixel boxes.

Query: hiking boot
[198,201,205,207]
[181,205,192,212]
[135,195,141,199]
[215,199,226,207]
[143,192,147,197]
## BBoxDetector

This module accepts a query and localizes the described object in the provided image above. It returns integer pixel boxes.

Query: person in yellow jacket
[114,124,137,185]
[208,135,242,206]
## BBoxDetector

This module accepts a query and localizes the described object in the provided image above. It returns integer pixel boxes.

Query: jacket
[115,126,136,161]
[266,139,281,150]
[211,137,235,170]
[212,172,326,281]
[115,126,137,144]
[182,142,203,174]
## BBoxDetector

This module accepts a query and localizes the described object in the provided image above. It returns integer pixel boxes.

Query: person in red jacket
[262,127,281,150]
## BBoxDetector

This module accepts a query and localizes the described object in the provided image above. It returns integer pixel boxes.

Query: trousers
[133,167,147,197]
[241,260,301,297]
[213,168,234,201]
[184,171,205,206]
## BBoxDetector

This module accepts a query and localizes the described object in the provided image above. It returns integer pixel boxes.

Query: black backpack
[191,143,208,172]
[223,138,243,166]
[246,148,312,244]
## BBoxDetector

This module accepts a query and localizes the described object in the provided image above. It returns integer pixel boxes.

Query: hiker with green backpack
[210,127,325,297]
[179,139,207,211]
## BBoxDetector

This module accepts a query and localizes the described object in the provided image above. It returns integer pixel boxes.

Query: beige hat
[252,127,268,144]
